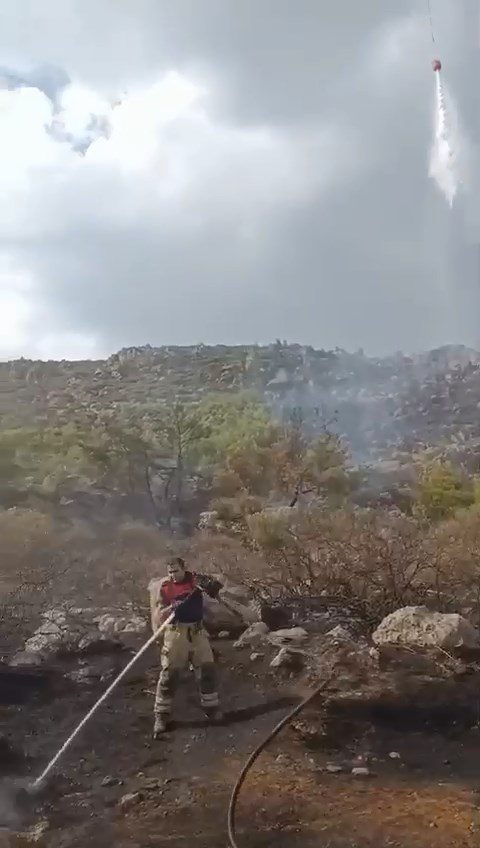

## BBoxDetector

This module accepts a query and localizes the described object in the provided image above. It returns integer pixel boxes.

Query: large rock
[96,612,147,650]
[267,627,309,647]
[270,647,305,670]
[216,593,259,627]
[372,606,480,650]
[198,511,219,531]
[202,595,248,635]
[234,622,269,648]
[11,606,148,665]
[218,581,253,608]
[209,575,260,626]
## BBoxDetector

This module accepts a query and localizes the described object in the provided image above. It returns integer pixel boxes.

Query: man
[152,557,222,738]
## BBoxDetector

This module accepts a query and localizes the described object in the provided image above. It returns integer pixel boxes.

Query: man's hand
[197,577,222,599]
[153,603,174,629]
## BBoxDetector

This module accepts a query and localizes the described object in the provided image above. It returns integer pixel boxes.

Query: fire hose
[227,673,334,848]
[0,599,183,829]
[3,586,333,846]
[32,607,177,790]
[11,590,199,798]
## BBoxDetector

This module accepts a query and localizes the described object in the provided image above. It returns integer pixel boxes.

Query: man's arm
[152,583,174,630]
[194,574,222,599]
[156,603,173,623]
[156,585,174,623]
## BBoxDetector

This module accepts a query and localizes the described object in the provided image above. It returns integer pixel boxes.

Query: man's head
[167,556,187,583]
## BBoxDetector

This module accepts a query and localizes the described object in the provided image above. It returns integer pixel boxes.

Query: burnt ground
[2,641,480,847]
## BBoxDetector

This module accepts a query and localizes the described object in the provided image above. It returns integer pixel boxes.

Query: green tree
[415,460,474,522]
[0,424,94,503]
[79,407,162,523]
[146,400,211,525]
[193,393,279,497]
[194,393,276,464]
[81,400,209,528]
[270,422,352,508]
[195,394,353,518]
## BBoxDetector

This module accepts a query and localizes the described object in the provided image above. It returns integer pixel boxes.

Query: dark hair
[167,556,185,568]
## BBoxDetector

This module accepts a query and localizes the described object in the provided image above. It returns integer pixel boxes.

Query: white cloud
[0,67,360,359]
[86,71,205,172]
[0,259,34,358]
[0,87,65,192]
[34,332,104,361]
[0,289,31,358]
[58,82,109,137]
[0,256,104,361]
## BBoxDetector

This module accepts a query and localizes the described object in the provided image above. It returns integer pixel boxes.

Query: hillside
[2,342,480,463]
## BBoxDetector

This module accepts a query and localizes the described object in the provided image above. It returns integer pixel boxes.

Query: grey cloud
[0,1,447,112]
[0,62,69,105]
[0,0,479,359]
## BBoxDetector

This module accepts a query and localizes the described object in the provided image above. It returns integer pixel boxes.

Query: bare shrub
[209,497,242,523]
[425,506,480,626]
[62,522,172,611]
[0,509,65,654]
[186,531,265,586]
[209,494,263,524]
[6,500,480,660]
[212,469,244,498]
[0,511,175,657]
[243,507,439,624]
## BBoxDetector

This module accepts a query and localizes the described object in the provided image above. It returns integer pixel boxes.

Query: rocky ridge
[2,342,480,463]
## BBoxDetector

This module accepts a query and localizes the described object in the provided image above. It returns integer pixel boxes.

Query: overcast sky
[0,0,478,361]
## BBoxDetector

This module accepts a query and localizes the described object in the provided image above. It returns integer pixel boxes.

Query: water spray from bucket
[426,0,460,207]
[428,66,458,207]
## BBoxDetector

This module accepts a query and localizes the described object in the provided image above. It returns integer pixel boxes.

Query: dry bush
[246,508,291,550]
[425,506,480,626]
[185,531,265,585]
[209,494,263,523]
[209,497,242,522]
[6,501,480,659]
[212,469,244,498]
[58,522,173,611]
[0,509,54,581]
[0,510,175,656]
[244,507,442,624]
[0,509,69,654]
[186,508,438,624]
[243,503,480,626]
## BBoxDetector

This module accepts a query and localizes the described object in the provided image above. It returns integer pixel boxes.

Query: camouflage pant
[154,623,219,718]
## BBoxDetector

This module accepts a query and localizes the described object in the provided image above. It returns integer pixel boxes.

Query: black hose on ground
[227,674,334,848]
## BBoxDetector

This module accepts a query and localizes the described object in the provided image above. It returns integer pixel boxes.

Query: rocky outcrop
[372,606,480,650]
[11,606,148,665]
[4,343,480,469]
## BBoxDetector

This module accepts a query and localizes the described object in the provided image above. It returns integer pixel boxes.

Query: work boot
[153,715,169,739]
